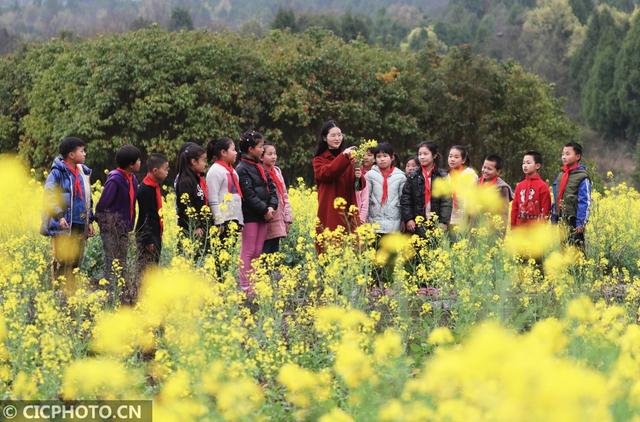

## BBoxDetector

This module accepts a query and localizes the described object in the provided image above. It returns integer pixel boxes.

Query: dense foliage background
[0,27,576,183]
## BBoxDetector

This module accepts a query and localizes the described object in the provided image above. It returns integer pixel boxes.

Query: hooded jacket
[41,156,93,236]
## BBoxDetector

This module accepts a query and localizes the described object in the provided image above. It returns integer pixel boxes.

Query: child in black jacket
[136,153,169,281]
[235,130,278,295]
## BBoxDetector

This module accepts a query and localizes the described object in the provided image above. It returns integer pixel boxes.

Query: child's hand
[195,228,204,237]
[354,167,362,179]
[146,244,157,253]
[87,224,95,237]
[265,207,275,222]
[406,220,416,232]
[575,226,584,234]
[59,218,70,230]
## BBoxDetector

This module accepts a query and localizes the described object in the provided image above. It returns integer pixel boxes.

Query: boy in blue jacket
[96,145,141,295]
[42,137,94,285]
[551,142,592,249]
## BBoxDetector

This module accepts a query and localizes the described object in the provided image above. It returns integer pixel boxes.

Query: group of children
[355,141,592,247]
[42,133,591,302]
[43,131,293,302]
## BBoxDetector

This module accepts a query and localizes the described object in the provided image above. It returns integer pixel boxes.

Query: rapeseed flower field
[2,155,640,421]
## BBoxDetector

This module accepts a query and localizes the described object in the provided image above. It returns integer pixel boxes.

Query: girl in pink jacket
[261,142,293,253]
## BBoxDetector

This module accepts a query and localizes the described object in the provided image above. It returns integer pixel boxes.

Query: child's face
[68,146,87,165]
[131,158,142,173]
[561,146,580,167]
[326,127,343,150]
[191,153,207,173]
[522,155,540,175]
[221,143,237,165]
[152,161,170,182]
[448,148,464,170]
[375,152,392,170]
[363,151,375,167]
[417,147,434,167]
[405,159,419,174]
[481,160,499,181]
[262,145,277,167]
[249,140,264,160]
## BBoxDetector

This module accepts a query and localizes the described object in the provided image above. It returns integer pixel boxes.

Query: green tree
[271,7,297,31]
[613,10,640,139]
[569,0,594,24]
[518,0,584,98]
[571,6,628,138]
[169,7,193,31]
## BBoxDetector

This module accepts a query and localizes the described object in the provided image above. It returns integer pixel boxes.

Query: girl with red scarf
[447,145,478,227]
[175,144,211,262]
[135,153,169,291]
[236,131,278,295]
[261,142,293,254]
[365,142,406,234]
[96,144,141,300]
[206,137,244,241]
[400,141,452,236]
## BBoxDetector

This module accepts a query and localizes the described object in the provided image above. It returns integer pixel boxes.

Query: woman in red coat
[313,120,365,236]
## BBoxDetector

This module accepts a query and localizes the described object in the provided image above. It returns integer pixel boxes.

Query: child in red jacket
[511,150,551,227]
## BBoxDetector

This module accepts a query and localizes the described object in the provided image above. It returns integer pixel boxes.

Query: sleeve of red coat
[313,153,351,183]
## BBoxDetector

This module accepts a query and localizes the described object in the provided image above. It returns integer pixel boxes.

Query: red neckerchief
[557,163,580,209]
[216,160,243,198]
[422,164,434,210]
[266,166,286,201]
[380,166,394,205]
[451,166,466,209]
[116,168,135,221]
[142,173,163,235]
[198,174,209,204]
[64,161,84,201]
[241,158,270,191]
[479,176,497,185]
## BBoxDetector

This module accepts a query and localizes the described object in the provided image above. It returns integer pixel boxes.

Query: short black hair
[524,150,543,165]
[373,142,394,157]
[59,137,86,158]
[484,154,503,170]
[147,153,168,170]
[564,142,583,159]
[239,130,264,154]
[116,144,142,169]
[207,137,235,162]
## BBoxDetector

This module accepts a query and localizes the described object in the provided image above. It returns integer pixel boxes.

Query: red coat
[511,173,551,227]
[313,150,365,232]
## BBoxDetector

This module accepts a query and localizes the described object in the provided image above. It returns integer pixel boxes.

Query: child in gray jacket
[365,142,407,234]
